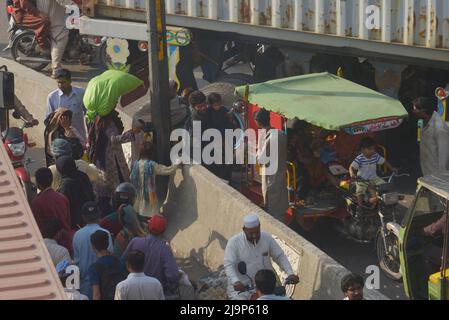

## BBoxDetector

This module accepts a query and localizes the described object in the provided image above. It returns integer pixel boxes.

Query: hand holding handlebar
[285,274,300,285]
[233,281,247,292]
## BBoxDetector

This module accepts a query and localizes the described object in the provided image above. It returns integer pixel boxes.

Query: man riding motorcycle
[11,0,51,55]
[224,214,299,300]
[11,0,82,77]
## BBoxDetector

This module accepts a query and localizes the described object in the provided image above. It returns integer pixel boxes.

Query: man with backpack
[88,230,127,300]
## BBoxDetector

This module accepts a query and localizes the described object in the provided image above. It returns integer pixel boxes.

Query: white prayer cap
[243,214,260,229]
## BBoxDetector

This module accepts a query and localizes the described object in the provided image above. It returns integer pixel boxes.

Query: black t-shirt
[207,106,234,136]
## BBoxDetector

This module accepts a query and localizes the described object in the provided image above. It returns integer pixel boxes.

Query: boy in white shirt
[349,137,397,211]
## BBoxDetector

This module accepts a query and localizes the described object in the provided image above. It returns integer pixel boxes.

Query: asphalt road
[0,4,419,299]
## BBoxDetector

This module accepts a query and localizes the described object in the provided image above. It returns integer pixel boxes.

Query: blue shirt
[73,224,113,298]
[88,255,126,286]
[46,87,87,145]
[121,236,181,294]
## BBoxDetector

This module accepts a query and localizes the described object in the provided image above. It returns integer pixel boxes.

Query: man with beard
[224,214,299,300]
[413,97,449,176]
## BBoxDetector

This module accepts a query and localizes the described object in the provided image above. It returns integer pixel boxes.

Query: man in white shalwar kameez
[224,214,299,300]
[254,109,289,222]
[413,97,449,177]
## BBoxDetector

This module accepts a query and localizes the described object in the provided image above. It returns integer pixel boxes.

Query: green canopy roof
[235,72,408,131]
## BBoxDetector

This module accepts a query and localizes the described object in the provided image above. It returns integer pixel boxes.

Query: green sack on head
[84,70,143,122]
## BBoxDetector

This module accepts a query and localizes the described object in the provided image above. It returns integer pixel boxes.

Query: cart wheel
[296,216,316,232]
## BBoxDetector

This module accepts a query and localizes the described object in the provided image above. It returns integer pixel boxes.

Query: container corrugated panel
[94,0,449,50]
[0,144,65,300]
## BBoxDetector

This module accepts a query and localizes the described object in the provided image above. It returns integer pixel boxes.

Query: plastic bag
[83,70,143,121]
[196,268,229,300]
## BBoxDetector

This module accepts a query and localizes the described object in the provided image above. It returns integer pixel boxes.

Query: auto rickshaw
[234,72,408,239]
[396,173,449,300]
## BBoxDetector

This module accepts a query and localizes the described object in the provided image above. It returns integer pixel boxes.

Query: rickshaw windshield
[413,188,445,218]
[235,72,408,133]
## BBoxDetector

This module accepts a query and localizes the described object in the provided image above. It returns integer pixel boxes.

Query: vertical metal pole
[440,200,449,300]
[147,0,172,197]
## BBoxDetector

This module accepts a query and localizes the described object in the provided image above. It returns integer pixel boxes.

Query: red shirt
[31,188,73,251]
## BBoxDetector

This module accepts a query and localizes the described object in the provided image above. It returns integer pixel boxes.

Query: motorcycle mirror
[12,111,21,119]
[237,262,247,275]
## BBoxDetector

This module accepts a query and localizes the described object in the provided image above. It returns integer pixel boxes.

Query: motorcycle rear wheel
[11,31,49,71]
[376,230,402,281]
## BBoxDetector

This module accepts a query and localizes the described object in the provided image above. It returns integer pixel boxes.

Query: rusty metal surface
[92,0,449,50]
[0,144,65,300]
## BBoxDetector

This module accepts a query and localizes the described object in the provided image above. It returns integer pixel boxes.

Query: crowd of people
[27,68,305,301]
[29,69,196,300]
[17,60,449,301]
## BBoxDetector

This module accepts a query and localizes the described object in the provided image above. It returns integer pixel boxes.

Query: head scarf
[52,138,73,158]
[45,108,72,156]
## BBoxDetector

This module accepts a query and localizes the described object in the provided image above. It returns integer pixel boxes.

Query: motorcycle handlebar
[352,173,410,183]
[21,121,35,129]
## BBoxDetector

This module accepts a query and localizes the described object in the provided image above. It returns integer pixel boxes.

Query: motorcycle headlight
[8,142,26,157]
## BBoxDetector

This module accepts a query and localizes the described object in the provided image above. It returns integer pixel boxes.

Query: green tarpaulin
[235,72,408,131]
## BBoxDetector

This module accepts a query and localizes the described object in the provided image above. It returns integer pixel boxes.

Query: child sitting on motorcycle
[349,137,397,213]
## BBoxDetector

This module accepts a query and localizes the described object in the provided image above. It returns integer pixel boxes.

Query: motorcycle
[5,4,95,71]
[337,172,409,280]
[236,262,297,300]
[2,111,37,203]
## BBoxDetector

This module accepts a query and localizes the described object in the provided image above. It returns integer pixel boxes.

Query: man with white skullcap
[224,214,299,300]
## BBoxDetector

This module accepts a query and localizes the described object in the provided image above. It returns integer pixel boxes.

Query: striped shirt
[351,153,385,180]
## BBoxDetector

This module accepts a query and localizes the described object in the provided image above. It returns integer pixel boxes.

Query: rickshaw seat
[295,192,338,215]
[328,163,349,176]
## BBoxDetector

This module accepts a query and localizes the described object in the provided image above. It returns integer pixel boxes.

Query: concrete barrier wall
[5,58,388,300]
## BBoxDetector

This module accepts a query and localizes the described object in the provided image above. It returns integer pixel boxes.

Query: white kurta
[224,232,294,300]
[257,129,288,221]
[420,112,449,176]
